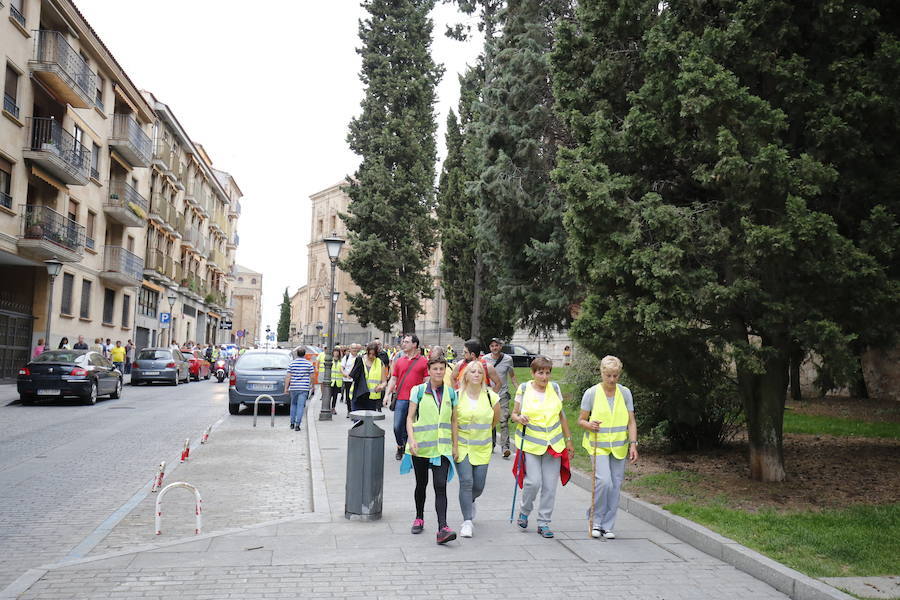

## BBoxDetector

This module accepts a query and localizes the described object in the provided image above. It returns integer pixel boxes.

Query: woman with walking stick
[578,355,638,539]
[453,360,500,538]
[511,356,574,538]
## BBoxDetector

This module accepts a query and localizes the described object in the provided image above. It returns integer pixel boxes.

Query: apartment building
[0,0,241,378]
[231,264,261,346]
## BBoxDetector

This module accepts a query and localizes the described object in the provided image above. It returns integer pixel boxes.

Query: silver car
[228,350,292,415]
[131,348,191,386]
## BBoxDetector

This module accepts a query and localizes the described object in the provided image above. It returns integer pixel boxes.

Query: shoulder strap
[396,355,420,391]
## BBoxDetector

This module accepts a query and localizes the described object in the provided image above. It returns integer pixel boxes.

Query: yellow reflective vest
[317,352,326,375]
[406,383,455,459]
[456,387,497,465]
[364,357,384,400]
[515,381,565,456]
[330,359,342,387]
[582,384,629,459]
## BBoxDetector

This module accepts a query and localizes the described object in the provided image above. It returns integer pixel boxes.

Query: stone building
[232,264,262,347]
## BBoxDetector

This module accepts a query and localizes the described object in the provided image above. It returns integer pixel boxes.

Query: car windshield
[138,349,171,360]
[32,351,84,363]
[236,353,291,370]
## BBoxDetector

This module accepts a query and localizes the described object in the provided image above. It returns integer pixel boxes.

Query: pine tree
[276,288,291,342]
[343,0,443,333]
[552,1,900,481]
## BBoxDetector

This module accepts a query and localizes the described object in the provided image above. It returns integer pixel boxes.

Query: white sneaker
[603,530,616,539]
[460,520,473,538]
[591,527,601,539]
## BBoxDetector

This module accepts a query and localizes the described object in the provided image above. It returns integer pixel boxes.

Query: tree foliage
[343,0,443,333]
[552,0,900,480]
[277,288,291,342]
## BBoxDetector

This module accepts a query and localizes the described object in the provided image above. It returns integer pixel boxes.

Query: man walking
[483,338,519,458]
[110,340,126,374]
[383,334,428,460]
[285,346,315,431]
[73,335,88,350]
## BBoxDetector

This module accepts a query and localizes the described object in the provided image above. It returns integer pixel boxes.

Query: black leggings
[412,455,450,529]
[342,382,352,405]
[330,384,341,409]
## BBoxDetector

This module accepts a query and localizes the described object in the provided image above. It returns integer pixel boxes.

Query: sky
[74,0,482,331]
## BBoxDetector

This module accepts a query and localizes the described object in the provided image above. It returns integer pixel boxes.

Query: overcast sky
[75,0,482,331]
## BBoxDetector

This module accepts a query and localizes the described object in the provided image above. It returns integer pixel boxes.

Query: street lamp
[43,258,62,349]
[167,288,178,347]
[319,232,345,421]
[315,320,323,343]
[337,312,343,346]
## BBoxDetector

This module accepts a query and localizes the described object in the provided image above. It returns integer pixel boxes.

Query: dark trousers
[342,382,352,406]
[330,385,341,410]
[412,455,450,529]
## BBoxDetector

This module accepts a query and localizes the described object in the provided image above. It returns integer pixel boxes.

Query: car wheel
[204,371,210,380]
[110,378,122,399]
[228,403,240,415]
[172,374,179,386]
[83,382,98,405]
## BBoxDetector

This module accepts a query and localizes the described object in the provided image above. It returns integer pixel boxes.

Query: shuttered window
[60,273,74,315]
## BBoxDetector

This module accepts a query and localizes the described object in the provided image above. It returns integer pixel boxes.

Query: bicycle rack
[253,394,275,428]
[155,481,202,535]
[151,461,166,493]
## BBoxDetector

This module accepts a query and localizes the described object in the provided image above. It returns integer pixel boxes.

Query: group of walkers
[283,333,639,546]
[32,335,134,373]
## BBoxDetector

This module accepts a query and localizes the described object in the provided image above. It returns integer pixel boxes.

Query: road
[0,376,229,590]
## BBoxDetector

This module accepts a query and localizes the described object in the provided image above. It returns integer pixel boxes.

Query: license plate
[37,389,60,395]
[248,384,275,392]
[143,371,160,375]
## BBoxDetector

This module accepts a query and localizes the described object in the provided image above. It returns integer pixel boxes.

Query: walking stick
[589,428,597,537]
[509,418,526,523]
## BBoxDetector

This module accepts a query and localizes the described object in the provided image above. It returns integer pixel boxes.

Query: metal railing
[0,191,11,210]
[21,204,85,253]
[174,261,183,283]
[32,30,95,101]
[10,4,25,28]
[107,179,149,218]
[90,166,99,180]
[153,138,172,171]
[103,245,144,282]
[85,236,95,250]
[3,93,19,119]
[149,191,173,224]
[27,117,91,180]
[111,114,152,165]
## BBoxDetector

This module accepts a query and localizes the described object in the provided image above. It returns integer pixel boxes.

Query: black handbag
[390,355,421,411]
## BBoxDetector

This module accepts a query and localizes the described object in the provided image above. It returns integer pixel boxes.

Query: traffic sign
[219,319,233,330]
[159,312,171,327]
[236,330,244,337]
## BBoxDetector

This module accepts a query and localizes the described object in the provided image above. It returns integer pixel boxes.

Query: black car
[17,350,123,405]
[228,350,292,415]
[502,344,539,368]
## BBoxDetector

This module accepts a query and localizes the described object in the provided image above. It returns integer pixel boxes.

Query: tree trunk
[470,254,483,341]
[736,344,789,482]
[400,301,415,335]
[789,340,802,401]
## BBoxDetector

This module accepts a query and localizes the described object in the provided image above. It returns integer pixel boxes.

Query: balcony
[18,204,84,262]
[105,180,148,228]
[143,248,167,280]
[29,31,95,109]
[108,114,152,167]
[1,191,11,211]
[23,117,90,185]
[148,192,174,232]
[226,230,238,250]
[3,93,20,120]
[99,246,143,287]
[152,138,172,173]
[10,4,26,28]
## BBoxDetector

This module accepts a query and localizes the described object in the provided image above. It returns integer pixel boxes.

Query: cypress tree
[276,288,291,342]
[343,0,443,333]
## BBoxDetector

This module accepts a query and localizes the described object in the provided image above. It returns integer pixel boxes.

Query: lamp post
[337,312,343,346]
[43,258,62,349]
[318,233,344,421]
[167,288,178,347]
[315,321,323,344]
[434,285,442,347]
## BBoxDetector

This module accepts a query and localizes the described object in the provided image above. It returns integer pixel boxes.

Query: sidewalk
[8,393,802,599]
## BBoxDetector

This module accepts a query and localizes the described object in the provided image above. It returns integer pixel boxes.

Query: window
[317,218,323,234]
[251,278,257,285]
[90,143,100,179]
[95,75,104,110]
[4,64,19,119]
[0,156,11,210]
[60,273,74,315]
[138,286,158,318]
[80,279,92,318]
[102,288,115,324]
[238,276,243,283]
[121,294,131,328]
[67,199,78,223]
[73,125,85,167]
[85,211,96,250]
[330,215,336,231]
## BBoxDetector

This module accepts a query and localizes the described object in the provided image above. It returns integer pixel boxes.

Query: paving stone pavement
[13,392,794,599]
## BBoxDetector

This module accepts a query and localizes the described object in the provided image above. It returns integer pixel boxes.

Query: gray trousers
[588,452,626,531]
[456,456,489,521]
[519,452,561,526]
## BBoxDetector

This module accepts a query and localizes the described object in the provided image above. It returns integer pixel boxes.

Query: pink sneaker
[411,518,424,534]
[436,526,457,545]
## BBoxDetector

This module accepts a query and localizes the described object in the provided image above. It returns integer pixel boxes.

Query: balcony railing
[145,247,165,276]
[174,262,183,283]
[3,93,20,119]
[0,191,11,210]
[25,117,91,184]
[153,138,172,171]
[109,114,152,167]
[102,245,143,283]
[20,204,85,254]
[85,236,95,251]
[107,180,149,219]
[10,4,25,28]
[30,30,95,108]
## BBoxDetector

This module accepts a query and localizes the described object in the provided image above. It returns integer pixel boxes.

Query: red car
[180,349,211,381]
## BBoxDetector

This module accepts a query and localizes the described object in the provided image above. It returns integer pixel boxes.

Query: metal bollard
[253,394,275,428]
[151,461,166,493]
[345,410,386,521]
[155,481,202,535]
[180,438,190,462]
[201,425,211,444]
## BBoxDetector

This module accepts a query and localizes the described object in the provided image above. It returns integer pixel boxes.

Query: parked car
[181,348,211,381]
[131,348,191,386]
[502,344,539,368]
[228,349,292,415]
[17,350,123,405]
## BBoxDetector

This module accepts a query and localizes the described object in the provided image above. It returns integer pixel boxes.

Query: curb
[568,468,853,600]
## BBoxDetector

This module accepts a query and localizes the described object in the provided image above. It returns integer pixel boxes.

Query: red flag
[512,447,571,487]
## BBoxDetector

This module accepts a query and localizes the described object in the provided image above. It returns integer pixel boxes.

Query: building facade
[0,0,241,378]
[231,264,261,347]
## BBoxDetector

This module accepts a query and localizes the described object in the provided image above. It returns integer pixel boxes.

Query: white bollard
[200,425,211,444]
[180,438,190,462]
[151,461,166,493]
[155,481,202,535]
[253,394,275,428]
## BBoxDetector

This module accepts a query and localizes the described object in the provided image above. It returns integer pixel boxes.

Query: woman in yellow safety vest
[350,341,388,412]
[428,346,454,388]
[402,357,459,545]
[453,360,499,538]
[578,355,638,540]
[511,356,574,538]
[328,347,343,415]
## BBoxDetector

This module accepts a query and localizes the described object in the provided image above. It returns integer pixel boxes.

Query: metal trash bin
[345,410,386,521]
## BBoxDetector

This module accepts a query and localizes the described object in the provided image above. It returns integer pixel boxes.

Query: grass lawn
[783,412,900,440]
[630,471,900,578]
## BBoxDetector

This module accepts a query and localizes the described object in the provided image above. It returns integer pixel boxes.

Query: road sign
[159,312,171,327]
[236,330,244,338]
[219,319,233,330]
